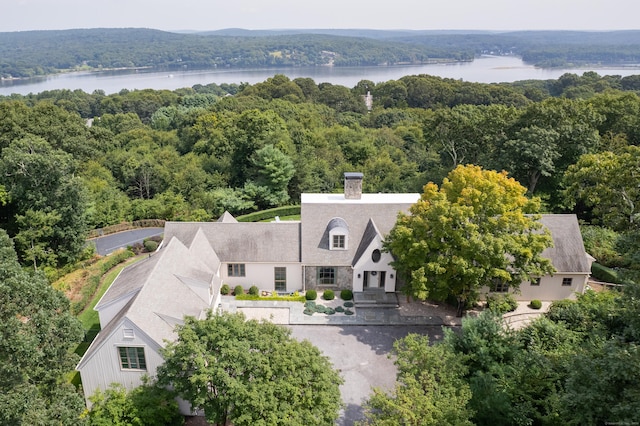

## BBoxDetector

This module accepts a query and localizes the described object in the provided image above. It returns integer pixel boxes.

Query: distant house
[77,172,593,412]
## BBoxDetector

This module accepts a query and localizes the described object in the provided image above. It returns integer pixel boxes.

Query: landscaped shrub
[323,289,335,300]
[344,309,354,315]
[220,284,230,295]
[529,299,542,310]
[485,293,519,314]
[335,306,345,313]
[303,308,314,316]
[143,239,159,252]
[340,289,353,301]
[325,307,336,315]
[233,285,244,296]
[343,301,354,308]
[249,285,259,296]
[304,301,316,309]
[305,289,317,300]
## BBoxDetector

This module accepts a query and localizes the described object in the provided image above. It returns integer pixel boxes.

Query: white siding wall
[223,263,303,293]
[98,297,133,328]
[352,238,397,292]
[79,320,165,408]
[481,273,588,301]
[517,274,587,301]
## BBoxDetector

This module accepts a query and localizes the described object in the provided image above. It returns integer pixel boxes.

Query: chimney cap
[344,172,363,180]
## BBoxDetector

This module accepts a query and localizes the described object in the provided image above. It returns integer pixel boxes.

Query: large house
[76,172,593,411]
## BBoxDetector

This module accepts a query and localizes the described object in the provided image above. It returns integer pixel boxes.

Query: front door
[363,271,386,290]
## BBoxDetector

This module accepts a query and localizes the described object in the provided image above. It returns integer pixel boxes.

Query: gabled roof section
[124,237,216,344]
[95,253,159,310]
[217,211,238,223]
[77,296,141,369]
[539,214,591,273]
[164,221,301,263]
[352,219,381,266]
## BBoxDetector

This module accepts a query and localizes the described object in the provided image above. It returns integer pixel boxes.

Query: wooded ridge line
[2,28,640,78]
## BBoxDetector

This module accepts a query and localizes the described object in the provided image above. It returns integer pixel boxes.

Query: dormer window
[327,217,348,251]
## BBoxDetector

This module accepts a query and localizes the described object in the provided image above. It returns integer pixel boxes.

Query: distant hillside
[0,28,471,79]
[1,28,640,78]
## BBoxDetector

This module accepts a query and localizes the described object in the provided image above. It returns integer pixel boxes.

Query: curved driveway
[89,227,164,255]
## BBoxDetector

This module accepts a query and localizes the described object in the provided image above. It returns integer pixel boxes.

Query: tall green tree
[158,312,343,426]
[0,136,90,267]
[359,334,473,426]
[563,146,640,231]
[384,165,554,315]
[0,229,85,425]
[87,380,183,426]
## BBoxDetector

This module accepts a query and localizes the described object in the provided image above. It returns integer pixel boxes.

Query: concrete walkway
[220,295,551,328]
[219,293,462,326]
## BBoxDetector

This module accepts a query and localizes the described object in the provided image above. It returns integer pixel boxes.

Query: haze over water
[2,56,639,96]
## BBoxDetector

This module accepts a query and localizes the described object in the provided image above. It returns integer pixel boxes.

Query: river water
[1,55,640,96]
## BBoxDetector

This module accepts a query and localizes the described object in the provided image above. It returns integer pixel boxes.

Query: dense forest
[2,57,640,423]
[1,69,639,284]
[2,28,640,78]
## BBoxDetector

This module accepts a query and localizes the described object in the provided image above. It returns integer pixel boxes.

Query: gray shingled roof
[164,221,301,263]
[352,219,381,266]
[301,195,417,265]
[540,214,591,273]
[217,211,238,223]
[80,235,220,368]
[95,253,158,309]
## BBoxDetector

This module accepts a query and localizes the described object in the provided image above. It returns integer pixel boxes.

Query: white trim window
[274,267,286,292]
[118,347,146,370]
[228,264,246,277]
[332,235,345,249]
[318,267,336,285]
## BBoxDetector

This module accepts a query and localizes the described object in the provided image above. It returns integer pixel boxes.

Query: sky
[1,0,638,33]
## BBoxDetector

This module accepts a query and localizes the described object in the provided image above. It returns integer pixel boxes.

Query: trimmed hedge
[233,285,244,296]
[235,293,305,302]
[591,262,622,284]
[249,285,260,296]
[323,289,335,300]
[220,284,230,295]
[529,299,542,309]
[236,205,301,223]
[305,289,317,300]
[340,289,353,301]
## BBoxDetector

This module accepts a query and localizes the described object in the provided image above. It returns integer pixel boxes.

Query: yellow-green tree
[384,165,554,316]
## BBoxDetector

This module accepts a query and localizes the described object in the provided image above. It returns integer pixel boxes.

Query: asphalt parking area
[289,325,452,426]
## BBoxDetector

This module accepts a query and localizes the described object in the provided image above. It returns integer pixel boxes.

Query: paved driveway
[89,228,164,255]
[289,325,452,426]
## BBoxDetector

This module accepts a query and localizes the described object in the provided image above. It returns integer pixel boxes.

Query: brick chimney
[344,172,363,200]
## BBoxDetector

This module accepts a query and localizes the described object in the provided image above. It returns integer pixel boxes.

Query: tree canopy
[0,229,85,425]
[384,164,555,315]
[157,312,343,426]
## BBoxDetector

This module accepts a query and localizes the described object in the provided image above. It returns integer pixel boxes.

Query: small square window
[492,279,509,293]
[228,264,245,277]
[318,267,336,285]
[332,235,345,249]
[562,277,573,286]
[531,277,541,286]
